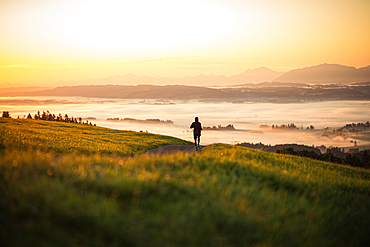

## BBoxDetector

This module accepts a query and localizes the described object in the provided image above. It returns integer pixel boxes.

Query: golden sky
[1,0,370,86]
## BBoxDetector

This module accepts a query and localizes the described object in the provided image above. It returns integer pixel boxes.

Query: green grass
[1,118,370,246]
[0,117,191,155]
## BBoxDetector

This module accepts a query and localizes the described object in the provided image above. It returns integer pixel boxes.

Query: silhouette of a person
[190,117,202,150]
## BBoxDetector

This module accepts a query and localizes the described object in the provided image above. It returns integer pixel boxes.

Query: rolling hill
[0,117,191,155]
[1,117,370,246]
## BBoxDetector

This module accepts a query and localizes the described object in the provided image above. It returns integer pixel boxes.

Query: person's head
[195,117,199,122]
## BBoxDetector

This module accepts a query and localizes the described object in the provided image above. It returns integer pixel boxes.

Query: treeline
[236,142,321,154]
[30,111,95,125]
[121,118,174,124]
[1,110,96,126]
[277,147,370,169]
[268,123,315,130]
[344,121,370,128]
[203,124,235,130]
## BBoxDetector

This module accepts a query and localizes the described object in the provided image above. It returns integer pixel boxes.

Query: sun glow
[0,0,369,86]
[35,0,236,53]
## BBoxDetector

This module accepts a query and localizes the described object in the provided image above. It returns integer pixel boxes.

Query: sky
[1,0,370,87]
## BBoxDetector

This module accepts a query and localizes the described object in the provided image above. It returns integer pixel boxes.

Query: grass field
[1,118,370,246]
[0,117,191,155]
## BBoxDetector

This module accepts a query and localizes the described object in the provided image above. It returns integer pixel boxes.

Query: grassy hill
[0,117,191,155]
[1,118,370,246]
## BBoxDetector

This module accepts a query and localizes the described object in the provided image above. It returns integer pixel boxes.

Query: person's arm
[190,122,194,129]
[200,123,203,130]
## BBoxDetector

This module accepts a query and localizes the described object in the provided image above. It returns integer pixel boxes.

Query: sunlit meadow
[1,118,370,246]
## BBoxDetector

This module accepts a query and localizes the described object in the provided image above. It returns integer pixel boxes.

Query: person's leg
[194,136,197,146]
[197,136,200,147]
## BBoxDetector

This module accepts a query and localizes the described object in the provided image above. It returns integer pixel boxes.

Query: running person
[190,117,202,150]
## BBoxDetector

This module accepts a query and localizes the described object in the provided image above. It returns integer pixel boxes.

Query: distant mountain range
[1,64,369,96]
[54,67,283,87]
[274,64,370,83]
[54,63,368,86]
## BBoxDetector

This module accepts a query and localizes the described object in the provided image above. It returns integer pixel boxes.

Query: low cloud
[3,64,31,68]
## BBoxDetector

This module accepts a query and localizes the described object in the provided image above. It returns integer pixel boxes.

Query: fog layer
[2,97,369,148]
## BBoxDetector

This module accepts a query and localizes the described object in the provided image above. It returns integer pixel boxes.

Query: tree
[277,147,296,155]
[343,154,361,167]
[34,111,40,120]
[2,111,11,118]
[298,150,319,159]
[47,112,54,121]
[41,111,47,120]
[27,113,33,119]
[361,151,370,168]
[322,150,335,162]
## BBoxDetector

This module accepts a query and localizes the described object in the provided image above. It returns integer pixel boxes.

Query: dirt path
[143,144,206,155]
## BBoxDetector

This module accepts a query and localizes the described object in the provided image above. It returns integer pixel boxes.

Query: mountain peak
[274,64,370,83]
[308,63,356,70]
[255,66,273,71]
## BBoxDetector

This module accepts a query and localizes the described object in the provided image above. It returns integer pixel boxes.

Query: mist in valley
[2,97,369,150]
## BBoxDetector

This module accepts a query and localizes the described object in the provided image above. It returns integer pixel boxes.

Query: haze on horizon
[1,0,370,87]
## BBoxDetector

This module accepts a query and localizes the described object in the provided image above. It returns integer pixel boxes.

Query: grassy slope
[0,117,191,155]
[1,118,370,246]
